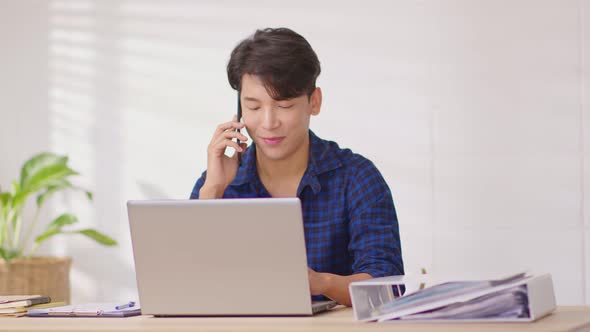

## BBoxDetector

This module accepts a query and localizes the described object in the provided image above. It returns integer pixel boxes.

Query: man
[190,27,403,306]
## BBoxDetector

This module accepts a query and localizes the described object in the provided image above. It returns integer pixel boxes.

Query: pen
[115,301,135,310]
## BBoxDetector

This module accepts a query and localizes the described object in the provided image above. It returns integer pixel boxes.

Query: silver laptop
[127,198,337,316]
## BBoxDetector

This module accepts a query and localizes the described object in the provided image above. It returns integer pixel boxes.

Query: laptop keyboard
[311,301,338,314]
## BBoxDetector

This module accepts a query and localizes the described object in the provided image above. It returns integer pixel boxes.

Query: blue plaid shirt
[190,130,403,298]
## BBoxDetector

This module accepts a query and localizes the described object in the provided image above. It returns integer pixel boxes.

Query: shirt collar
[230,130,343,195]
[306,130,343,177]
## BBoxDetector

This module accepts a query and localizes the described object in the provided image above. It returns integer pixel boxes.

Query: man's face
[240,74,321,161]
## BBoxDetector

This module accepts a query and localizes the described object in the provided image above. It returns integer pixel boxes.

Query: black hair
[227,27,321,100]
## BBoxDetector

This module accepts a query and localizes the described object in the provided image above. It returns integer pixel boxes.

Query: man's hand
[200,116,248,199]
[307,267,373,306]
[308,267,329,295]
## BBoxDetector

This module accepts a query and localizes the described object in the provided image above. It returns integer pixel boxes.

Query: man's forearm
[199,184,224,199]
[319,272,372,307]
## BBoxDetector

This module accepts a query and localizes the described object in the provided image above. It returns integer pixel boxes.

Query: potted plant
[0,152,117,303]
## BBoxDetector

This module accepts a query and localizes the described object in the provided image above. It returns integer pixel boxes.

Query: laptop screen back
[127,198,313,315]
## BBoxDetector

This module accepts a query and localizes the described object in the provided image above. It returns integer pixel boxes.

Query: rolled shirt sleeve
[347,159,404,278]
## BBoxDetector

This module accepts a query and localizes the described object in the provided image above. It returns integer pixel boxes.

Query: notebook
[0,295,51,309]
[0,302,66,318]
[27,303,141,317]
[0,302,65,314]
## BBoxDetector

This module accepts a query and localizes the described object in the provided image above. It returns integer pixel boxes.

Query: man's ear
[310,87,322,116]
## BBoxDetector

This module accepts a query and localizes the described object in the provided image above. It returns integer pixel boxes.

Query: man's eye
[278,105,294,109]
[248,107,260,111]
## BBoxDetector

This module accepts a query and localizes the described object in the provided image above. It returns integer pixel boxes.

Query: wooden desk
[1,306,590,332]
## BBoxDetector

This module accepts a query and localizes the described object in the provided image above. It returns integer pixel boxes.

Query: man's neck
[256,135,310,184]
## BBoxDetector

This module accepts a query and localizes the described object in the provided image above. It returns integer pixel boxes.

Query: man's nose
[261,108,280,130]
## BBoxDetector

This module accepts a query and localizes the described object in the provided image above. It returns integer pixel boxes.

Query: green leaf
[34,213,79,246]
[0,247,21,263]
[11,180,19,195]
[34,230,61,245]
[13,164,78,208]
[0,192,11,207]
[0,192,11,233]
[44,213,78,234]
[35,180,93,208]
[20,152,68,189]
[76,229,117,246]
[36,179,73,207]
[25,163,78,194]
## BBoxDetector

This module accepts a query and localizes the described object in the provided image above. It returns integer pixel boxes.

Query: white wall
[0,0,587,305]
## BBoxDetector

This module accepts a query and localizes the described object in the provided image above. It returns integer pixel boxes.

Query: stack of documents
[349,272,556,322]
[0,295,58,317]
[399,286,528,320]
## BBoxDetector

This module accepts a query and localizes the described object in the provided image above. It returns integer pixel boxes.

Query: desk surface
[1,306,589,332]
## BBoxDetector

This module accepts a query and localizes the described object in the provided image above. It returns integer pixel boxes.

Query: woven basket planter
[0,256,71,303]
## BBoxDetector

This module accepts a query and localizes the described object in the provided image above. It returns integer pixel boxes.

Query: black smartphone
[237,92,242,166]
